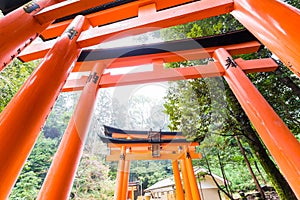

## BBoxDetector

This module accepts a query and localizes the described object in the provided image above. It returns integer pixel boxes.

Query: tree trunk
[226,86,297,200]
[235,136,265,199]
[253,160,268,186]
[203,154,234,200]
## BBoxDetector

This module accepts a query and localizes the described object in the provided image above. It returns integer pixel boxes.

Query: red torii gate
[100,125,202,200]
[0,0,299,199]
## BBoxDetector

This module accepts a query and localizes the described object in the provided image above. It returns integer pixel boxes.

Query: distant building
[144,167,225,200]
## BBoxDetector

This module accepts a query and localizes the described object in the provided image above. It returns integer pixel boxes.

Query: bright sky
[70,30,170,104]
[130,83,168,100]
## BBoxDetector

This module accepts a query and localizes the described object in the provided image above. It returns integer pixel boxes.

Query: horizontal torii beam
[78,31,257,61]
[77,0,234,48]
[62,58,278,92]
[35,0,126,24]
[104,125,185,139]
[72,41,260,72]
[19,30,260,63]
[109,146,197,154]
[111,133,185,140]
[106,151,202,161]
[19,0,234,58]
[38,0,194,39]
[109,148,198,155]
[107,142,200,148]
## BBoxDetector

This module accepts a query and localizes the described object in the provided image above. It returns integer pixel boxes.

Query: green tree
[9,171,41,200]
[43,92,80,139]
[0,59,38,112]
[71,153,115,200]
[162,14,299,199]
[130,160,172,191]
[9,135,59,199]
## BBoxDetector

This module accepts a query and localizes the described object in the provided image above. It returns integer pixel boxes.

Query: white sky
[69,31,169,105]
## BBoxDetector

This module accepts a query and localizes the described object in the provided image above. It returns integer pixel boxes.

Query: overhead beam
[77,0,234,48]
[111,133,185,140]
[62,58,278,92]
[106,151,202,161]
[107,142,199,148]
[103,125,185,139]
[20,0,234,54]
[76,30,258,61]
[18,39,56,62]
[109,146,197,153]
[35,0,119,24]
[78,43,257,73]
[39,0,194,39]
[63,62,223,92]
[72,41,260,72]
[99,62,223,88]
[18,30,260,63]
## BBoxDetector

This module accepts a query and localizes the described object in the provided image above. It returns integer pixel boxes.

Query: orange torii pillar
[122,160,131,200]
[214,48,300,199]
[114,146,127,200]
[184,147,201,200]
[232,0,300,77]
[37,62,105,199]
[0,15,86,199]
[172,160,184,200]
[129,189,134,200]
[180,159,192,200]
[0,0,62,71]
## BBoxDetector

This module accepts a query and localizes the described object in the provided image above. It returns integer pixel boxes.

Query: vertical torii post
[0,15,86,199]
[214,48,300,199]
[231,0,300,77]
[37,62,105,199]
[180,159,193,200]
[172,160,185,200]
[128,188,134,200]
[184,147,201,200]
[114,146,127,200]
[0,0,62,71]
[122,160,131,200]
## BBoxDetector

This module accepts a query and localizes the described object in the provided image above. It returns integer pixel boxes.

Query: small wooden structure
[144,168,224,200]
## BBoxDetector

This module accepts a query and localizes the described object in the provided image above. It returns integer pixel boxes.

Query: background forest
[0,0,300,199]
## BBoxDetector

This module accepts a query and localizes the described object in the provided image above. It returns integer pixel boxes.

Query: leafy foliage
[71,154,115,200]
[9,135,58,199]
[9,171,41,200]
[0,59,38,112]
[130,160,172,190]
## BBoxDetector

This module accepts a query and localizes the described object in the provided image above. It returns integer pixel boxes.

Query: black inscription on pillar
[65,27,78,40]
[120,154,125,160]
[186,152,191,159]
[225,57,237,69]
[87,72,99,84]
[23,1,40,13]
